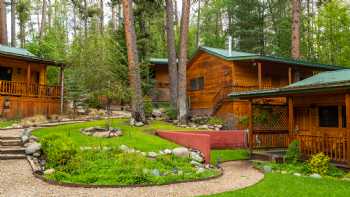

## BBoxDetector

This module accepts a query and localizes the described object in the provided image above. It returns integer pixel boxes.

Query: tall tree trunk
[20,23,24,47]
[10,0,16,47]
[122,0,146,123]
[195,0,200,48]
[165,0,178,109]
[99,0,104,34]
[111,4,117,32]
[47,0,52,28]
[177,0,190,123]
[0,0,8,45]
[39,0,47,39]
[174,0,178,26]
[291,0,301,59]
[83,0,88,38]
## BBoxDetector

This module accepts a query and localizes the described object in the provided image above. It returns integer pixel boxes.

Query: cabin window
[190,77,204,91]
[0,66,12,81]
[318,106,339,127]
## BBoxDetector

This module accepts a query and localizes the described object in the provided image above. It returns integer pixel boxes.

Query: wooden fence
[0,80,60,98]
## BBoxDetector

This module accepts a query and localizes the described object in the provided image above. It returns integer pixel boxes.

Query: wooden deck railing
[252,130,290,149]
[292,134,348,163]
[251,132,349,163]
[0,80,61,98]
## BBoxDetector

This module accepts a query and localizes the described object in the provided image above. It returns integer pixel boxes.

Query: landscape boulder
[190,152,204,163]
[25,142,41,155]
[172,147,190,158]
[263,165,272,173]
[44,168,55,175]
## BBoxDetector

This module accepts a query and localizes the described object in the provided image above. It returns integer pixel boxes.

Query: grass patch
[0,119,18,128]
[211,149,249,164]
[33,119,188,152]
[34,119,220,185]
[204,173,350,197]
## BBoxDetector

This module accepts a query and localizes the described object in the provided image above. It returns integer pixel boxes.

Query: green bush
[285,140,301,163]
[207,116,224,125]
[307,152,330,175]
[144,99,153,117]
[165,105,177,120]
[41,134,77,168]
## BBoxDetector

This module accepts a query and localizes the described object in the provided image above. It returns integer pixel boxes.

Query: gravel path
[0,159,263,197]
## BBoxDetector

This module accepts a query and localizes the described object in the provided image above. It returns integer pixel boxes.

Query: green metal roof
[198,46,345,70]
[288,69,350,88]
[0,45,63,66]
[150,58,169,65]
[0,45,36,57]
[228,69,350,99]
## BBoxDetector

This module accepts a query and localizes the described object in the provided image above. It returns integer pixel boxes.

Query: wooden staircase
[0,135,26,160]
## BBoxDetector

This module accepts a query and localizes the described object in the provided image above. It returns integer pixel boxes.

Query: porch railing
[251,132,349,164]
[291,134,348,163]
[0,80,61,98]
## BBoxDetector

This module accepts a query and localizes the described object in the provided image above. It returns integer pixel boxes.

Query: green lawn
[211,149,249,164]
[33,119,185,152]
[0,119,17,128]
[204,173,350,197]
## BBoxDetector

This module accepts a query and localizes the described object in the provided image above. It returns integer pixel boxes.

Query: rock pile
[80,126,122,138]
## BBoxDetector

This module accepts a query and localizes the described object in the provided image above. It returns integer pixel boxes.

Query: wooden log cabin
[186,46,343,128]
[149,58,170,103]
[229,69,350,166]
[0,45,64,119]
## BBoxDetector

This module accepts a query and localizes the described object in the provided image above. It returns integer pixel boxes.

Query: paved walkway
[0,160,263,197]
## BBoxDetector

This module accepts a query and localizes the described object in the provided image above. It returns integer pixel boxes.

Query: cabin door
[0,66,12,81]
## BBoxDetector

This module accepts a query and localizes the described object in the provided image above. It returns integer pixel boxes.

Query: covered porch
[229,70,350,165]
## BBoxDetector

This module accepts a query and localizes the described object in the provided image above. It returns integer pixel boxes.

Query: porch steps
[0,139,22,146]
[0,153,26,160]
[0,134,25,160]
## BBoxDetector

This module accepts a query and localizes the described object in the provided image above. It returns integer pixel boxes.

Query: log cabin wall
[0,55,60,119]
[187,50,330,129]
[0,56,47,84]
[187,52,234,115]
[152,64,170,102]
[293,93,346,137]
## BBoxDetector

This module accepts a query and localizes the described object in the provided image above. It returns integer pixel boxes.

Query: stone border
[23,119,225,189]
[27,158,223,188]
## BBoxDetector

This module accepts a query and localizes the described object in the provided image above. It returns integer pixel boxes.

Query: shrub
[207,116,224,125]
[144,99,153,118]
[41,134,77,168]
[165,105,177,120]
[285,140,301,163]
[307,152,330,175]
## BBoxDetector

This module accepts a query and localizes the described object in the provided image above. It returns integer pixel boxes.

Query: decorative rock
[151,169,160,176]
[21,135,29,143]
[135,122,144,127]
[190,160,203,167]
[293,172,301,176]
[33,152,41,157]
[163,149,172,154]
[310,173,321,179]
[172,147,190,158]
[263,165,272,173]
[118,144,130,152]
[190,152,204,163]
[208,125,214,129]
[25,142,41,155]
[44,168,55,175]
[196,167,205,173]
[129,118,135,126]
[198,125,209,129]
[152,109,163,117]
[147,152,158,158]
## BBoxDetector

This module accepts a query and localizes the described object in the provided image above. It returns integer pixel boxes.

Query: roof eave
[0,51,65,67]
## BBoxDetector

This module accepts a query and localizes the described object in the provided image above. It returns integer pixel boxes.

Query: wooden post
[345,94,350,165]
[248,99,254,154]
[26,64,31,85]
[59,65,64,114]
[26,64,31,96]
[258,62,262,89]
[288,67,292,85]
[288,96,294,136]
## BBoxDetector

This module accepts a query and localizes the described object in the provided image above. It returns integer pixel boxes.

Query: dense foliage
[285,140,301,163]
